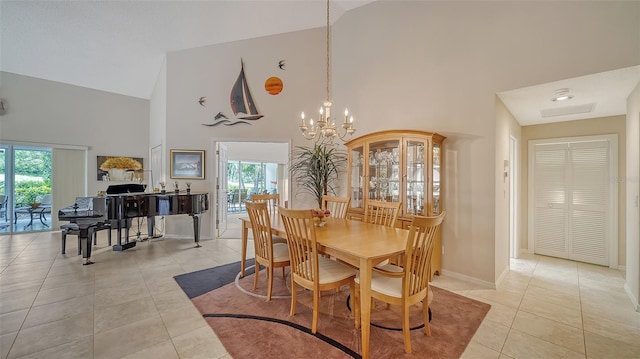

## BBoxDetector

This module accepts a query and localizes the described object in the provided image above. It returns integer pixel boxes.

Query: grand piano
[59,184,209,263]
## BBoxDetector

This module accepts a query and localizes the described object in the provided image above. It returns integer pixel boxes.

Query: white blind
[52,148,87,229]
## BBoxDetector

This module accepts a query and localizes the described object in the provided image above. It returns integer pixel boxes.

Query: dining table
[240,215,409,359]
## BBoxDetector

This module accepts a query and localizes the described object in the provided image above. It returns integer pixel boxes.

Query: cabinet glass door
[349,146,365,209]
[406,140,426,215]
[368,140,400,202]
[433,142,441,214]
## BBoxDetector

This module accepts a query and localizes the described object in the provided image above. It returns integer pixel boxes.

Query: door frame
[509,135,519,259]
[528,134,618,268]
[210,138,291,239]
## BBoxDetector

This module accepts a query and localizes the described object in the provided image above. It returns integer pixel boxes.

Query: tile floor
[1,215,639,358]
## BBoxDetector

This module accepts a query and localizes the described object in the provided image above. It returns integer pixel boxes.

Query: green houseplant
[290,144,347,208]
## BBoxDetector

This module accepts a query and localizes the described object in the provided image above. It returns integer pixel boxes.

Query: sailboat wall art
[202,59,264,127]
[231,59,263,121]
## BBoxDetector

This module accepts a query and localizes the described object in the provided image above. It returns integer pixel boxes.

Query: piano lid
[106,184,147,194]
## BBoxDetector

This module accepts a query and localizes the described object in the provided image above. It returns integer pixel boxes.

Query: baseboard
[495,265,510,287]
[623,283,640,312]
[163,234,213,241]
[439,269,496,289]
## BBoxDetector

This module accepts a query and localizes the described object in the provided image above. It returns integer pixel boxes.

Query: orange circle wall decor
[264,77,283,95]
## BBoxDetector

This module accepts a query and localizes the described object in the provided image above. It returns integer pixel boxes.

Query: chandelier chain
[326,0,330,102]
[297,0,355,144]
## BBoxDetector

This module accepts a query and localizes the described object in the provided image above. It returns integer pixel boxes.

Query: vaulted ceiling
[2,1,637,126]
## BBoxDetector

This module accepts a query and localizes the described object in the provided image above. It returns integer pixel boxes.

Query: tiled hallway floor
[1,220,639,358]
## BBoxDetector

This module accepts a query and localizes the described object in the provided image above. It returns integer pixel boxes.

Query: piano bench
[61,223,112,255]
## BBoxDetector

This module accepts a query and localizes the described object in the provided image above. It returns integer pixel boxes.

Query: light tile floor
[1,216,639,358]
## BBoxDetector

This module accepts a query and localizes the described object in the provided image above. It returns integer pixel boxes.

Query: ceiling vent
[540,103,596,118]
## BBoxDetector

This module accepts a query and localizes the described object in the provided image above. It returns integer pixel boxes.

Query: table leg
[241,219,249,277]
[24,209,35,229]
[359,258,372,359]
[38,209,49,227]
[191,213,202,248]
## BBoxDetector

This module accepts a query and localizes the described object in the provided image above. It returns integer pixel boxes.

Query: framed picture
[170,149,205,179]
[97,155,144,181]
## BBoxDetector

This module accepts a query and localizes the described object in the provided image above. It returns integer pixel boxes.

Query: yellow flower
[100,157,142,171]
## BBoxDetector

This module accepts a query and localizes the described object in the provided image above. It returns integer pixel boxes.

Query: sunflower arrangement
[99,157,142,171]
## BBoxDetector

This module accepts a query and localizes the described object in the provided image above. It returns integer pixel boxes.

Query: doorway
[0,145,53,234]
[213,141,289,238]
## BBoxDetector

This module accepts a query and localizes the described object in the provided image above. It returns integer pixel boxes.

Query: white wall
[162,28,326,238]
[626,81,640,310]
[0,72,149,199]
[223,142,288,163]
[329,0,639,283]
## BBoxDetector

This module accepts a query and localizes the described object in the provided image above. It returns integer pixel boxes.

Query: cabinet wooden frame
[344,130,445,278]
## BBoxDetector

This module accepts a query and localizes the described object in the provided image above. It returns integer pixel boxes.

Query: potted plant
[290,144,347,208]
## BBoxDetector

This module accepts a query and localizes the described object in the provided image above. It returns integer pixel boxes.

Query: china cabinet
[344,130,445,276]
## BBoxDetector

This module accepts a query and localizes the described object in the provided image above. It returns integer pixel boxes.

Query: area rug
[174,261,490,359]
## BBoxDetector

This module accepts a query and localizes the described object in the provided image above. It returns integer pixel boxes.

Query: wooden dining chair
[364,200,402,267]
[250,193,286,244]
[246,201,290,301]
[363,200,401,227]
[354,212,446,354]
[279,206,357,334]
[321,195,351,219]
[250,193,279,217]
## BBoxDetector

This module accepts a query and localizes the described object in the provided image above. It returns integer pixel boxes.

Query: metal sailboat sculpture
[230,59,263,121]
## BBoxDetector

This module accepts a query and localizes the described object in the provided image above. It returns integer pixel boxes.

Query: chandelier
[298,0,355,144]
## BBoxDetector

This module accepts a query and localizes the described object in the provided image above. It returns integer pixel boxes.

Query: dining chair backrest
[251,193,279,218]
[40,194,52,205]
[279,206,319,289]
[364,200,401,228]
[403,212,446,297]
[246,201,276,264]
[322,195,351,219]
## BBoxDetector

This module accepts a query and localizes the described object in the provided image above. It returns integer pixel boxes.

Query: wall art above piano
[170,149,205,179]
[97,155,144,181]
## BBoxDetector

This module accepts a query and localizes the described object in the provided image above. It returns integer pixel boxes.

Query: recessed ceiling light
[551,88,573,102]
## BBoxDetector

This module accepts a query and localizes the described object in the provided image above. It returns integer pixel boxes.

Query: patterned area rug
[174,261,490,359]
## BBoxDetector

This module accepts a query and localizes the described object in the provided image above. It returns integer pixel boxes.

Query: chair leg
[312,289,320,334]
[290,281,297,317]
[422,300,431,336]
[107,228,112,246]
[402,303,412,354]
[253,264,260,291]
[77,236,82,255]
[281,266,285,278]
[354,282,361,329]
[350,281,359,329]
[266,266,274,301]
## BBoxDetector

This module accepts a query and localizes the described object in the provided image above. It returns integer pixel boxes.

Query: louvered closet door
[569,141,609,265]
[533,144,569,258]
[532,140,610,265]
